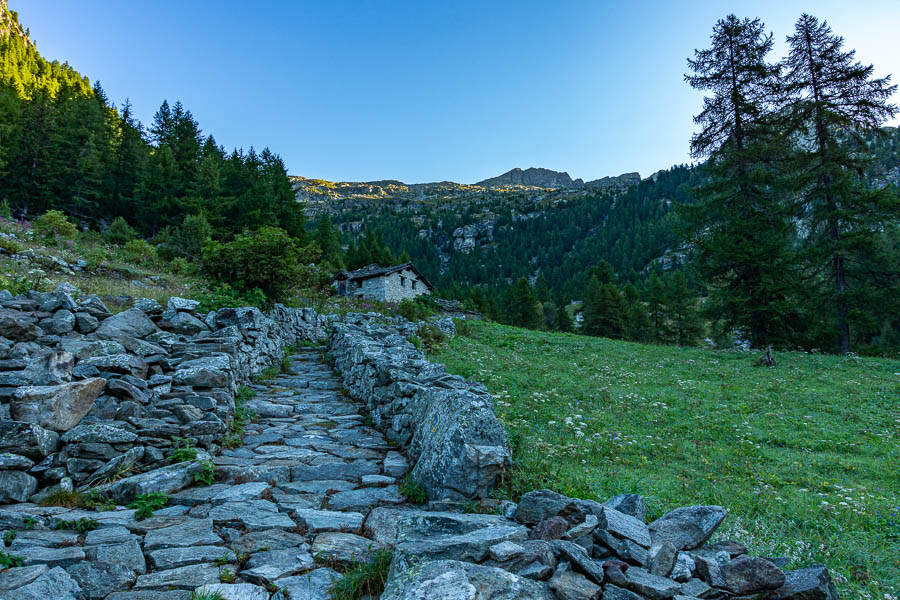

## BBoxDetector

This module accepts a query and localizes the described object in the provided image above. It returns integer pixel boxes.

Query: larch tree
[781,13,898,354]
[682,15,799,349]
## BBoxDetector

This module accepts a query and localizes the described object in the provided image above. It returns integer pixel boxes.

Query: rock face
[477,167,583,189]
[11,378,106,431]
[328,314,510,500]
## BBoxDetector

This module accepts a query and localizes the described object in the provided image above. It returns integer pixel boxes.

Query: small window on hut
[412,280,417,290]
[400,276,406,287]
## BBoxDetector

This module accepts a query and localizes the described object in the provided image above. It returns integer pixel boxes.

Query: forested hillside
[0,0,303,240]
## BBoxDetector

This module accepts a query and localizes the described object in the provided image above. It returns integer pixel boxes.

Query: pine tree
[646,275,670,343]
[782,14,899,354]
[582,276,627,338]
[508,277,542,329]
[682,15,799,348]
[314,213,343,267]
[557,302,574,333]
[623,282,651,342]
[665,272,703,347]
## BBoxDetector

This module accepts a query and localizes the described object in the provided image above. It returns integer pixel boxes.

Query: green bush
[104,217,137,245]
[0,236,21,254]
[202,226,319,303]
[397,297,436,321]
[122,239,156,264]
[417,324,447,351]
[32,210,77,243]
[83,246,109,270]
[195,284,267,314]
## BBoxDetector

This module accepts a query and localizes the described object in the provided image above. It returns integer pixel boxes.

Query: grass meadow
[434,321,899,599]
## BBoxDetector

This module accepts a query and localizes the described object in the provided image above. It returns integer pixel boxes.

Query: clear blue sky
[13,1,900,184]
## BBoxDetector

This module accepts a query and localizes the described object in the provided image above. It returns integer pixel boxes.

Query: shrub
[122,239,156,264]
[0,236,21,255]
[83,246,109,270]
[417,324,447,351]
[195,284,267,314]
[202,226,319,303]
[0,199,11,219]
[167,256,196,276]
[104,217,137,245]
[172,213,213,259]
[32,210,77,243]
[397,297,435,321]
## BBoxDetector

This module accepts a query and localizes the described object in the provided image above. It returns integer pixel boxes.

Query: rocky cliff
[476,167,584,189]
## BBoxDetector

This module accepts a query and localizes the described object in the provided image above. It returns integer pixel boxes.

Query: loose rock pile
[377,488,837,600]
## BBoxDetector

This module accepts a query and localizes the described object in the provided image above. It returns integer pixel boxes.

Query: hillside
[434,320,900,599]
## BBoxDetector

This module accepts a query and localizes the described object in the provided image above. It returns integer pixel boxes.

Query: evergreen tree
[314,213,343,267]
[623,282,651,342]
[665,272,703,347]
[508,277,542,329]
[682,15,799,348]
[582,276,627,338]
[782,14,899,354]
[557,302,574,333]
[646,275,670,343]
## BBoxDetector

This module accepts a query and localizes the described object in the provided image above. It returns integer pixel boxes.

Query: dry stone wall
[327,313,511,501]
[0,287,329,503]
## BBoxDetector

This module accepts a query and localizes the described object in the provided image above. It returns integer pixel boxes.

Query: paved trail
[0,349,412,600]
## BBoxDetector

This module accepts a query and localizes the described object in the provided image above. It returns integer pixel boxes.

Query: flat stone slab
[143,518,221,550]
[210,482,270,505]
[310,532,384,565]
[0,566,81,600]
[149,545,234,570]
[292,508,365,533]
[279,480,358,494]
[381,559,555,600]
[326,485,405,512]
[208,500,296,529]
[242,548,315,583]
[193,583,270,600]
[132,563,222,590]
[18,545,85,568]
[274,568,341,600]
[290,460,380,482]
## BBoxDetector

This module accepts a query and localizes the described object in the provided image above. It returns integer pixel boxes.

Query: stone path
[0,348,412,600]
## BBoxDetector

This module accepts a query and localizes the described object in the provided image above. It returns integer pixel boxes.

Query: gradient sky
[13,1,900,184]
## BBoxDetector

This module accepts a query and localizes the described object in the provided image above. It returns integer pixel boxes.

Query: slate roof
[330,263,434,290]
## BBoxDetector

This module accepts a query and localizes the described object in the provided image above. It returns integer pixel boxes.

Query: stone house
[330,263,434,302]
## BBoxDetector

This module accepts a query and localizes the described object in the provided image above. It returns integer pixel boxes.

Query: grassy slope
[434,321,899,599]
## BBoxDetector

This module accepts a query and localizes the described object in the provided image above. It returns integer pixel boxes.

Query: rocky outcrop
[584,172,642,192]
[477,167,583,189]
[328,314,510,501]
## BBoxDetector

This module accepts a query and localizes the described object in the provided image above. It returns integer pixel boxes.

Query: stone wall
[327,313,510,501]
[0,288,329,503]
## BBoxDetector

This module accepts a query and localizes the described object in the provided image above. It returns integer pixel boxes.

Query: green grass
[327,549,393,600]
[433,321,900,599]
